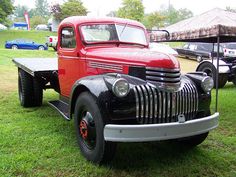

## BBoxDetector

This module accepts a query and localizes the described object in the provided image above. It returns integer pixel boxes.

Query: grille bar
[134,83,198,124]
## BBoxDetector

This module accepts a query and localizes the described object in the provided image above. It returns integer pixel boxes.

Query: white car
[149,43,178,56]
[35,24,48,31]
[223,43,236,57]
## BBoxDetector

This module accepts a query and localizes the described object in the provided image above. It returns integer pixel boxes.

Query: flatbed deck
[13,58,58,76]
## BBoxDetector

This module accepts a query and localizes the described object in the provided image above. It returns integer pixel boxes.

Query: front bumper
[104,112,219,142]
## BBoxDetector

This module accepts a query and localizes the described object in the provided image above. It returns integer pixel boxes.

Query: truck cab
[14,16,219,164]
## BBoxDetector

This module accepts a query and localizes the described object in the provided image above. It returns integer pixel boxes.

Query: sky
[14,0,236,16]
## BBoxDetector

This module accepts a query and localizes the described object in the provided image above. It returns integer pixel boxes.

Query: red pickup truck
[13,16,219,164]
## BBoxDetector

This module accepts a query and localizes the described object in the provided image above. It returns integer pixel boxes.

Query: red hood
[85,47,180,69]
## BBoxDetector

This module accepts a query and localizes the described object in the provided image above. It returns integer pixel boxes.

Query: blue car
[5,39,48,50]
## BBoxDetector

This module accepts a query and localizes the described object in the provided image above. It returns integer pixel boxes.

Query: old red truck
[13,16,219,164]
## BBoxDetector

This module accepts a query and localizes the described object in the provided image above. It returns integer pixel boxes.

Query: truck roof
[60,16,146,29]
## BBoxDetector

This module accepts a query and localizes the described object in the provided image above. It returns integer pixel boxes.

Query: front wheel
[74,92,117,164]
[176,132,209,147]
[12,45,18,50]
[38,46,45,50]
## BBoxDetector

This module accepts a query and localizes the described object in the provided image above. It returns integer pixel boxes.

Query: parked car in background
[149,42,178,56]
[5,39,48,50]
[0,24,7,30]
[175,42,224,62]
[35,24,48,31]
[222,43,236,57]
[46,36,58,51]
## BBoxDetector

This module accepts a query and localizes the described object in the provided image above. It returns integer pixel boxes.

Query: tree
[0,0,14,24]
[117,0,144,22]
[50,4,62,21]
[34,0,50,17]
[178,8,193,21]
[226,6,236,13]
[50,0,87,21]
[107,11,117,17]
[142,12,166,29]
[14,5,29,18]
[31,16,47,28]
[160,5,193,26]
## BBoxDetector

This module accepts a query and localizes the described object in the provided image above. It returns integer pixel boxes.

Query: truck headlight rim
[112,78,130,98]
[201,76,214,92]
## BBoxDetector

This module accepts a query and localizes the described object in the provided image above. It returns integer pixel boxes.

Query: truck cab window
[61,27,76,48]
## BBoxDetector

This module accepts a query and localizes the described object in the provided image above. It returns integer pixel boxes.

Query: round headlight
[112,78,130,97]
[201,76,214,92]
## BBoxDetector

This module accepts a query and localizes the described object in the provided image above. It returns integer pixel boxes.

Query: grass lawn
[0,31,236,177]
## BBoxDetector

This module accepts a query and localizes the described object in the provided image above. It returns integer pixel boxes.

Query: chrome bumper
[104,112,219,142]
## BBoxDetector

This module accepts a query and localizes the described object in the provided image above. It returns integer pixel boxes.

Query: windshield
[225,43,236,49]
[80,24,147,46]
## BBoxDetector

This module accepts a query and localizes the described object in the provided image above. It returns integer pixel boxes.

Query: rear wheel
[12,45,18,50]
[53,43,58,51]
[197,62,228,88]
[74,92,116,164]
[18,69,43,107]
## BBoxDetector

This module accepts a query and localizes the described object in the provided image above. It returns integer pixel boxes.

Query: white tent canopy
[0,24,7,30]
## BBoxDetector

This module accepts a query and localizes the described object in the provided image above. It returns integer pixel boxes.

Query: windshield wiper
[119,23,128,38]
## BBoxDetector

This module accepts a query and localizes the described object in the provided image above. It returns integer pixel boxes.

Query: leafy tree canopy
[142,12,166,29]
[14,5,29,18]
[51,0,87,21]
[160,5,193,26]
[117,0,144,22]
[226,6,236,13]
[0,0,14,24]
[34,0,50,17]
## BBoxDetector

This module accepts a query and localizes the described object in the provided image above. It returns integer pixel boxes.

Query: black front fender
[69,74,144,123]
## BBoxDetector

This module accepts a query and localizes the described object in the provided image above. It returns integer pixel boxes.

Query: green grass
[0,31,236,176]
[0,30,57,49]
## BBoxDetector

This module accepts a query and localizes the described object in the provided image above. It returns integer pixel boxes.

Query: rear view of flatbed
[13,58,60,107]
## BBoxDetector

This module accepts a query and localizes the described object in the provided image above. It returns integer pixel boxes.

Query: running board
[48,100,70,120]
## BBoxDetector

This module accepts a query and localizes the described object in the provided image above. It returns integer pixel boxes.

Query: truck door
[58,26,80,97]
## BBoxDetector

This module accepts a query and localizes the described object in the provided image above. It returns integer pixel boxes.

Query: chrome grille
[146,67,181,89]
[133,83,198,124]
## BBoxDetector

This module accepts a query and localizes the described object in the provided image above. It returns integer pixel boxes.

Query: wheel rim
[39,46,44,50]
[197,56,202,62]
[12,45,18,50]
[79,111,96,150]
[203,67,213,77]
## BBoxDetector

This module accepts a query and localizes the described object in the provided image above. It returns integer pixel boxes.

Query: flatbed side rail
[12,58,58,77]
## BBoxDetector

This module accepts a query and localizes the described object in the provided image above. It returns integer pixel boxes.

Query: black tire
[18,69,43,107]
[74,92,117,164]
[176,132,209,147]
[197,62,228,88]
[233,78,236,86]
[33,78,43,106]
[53,43,58,51]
